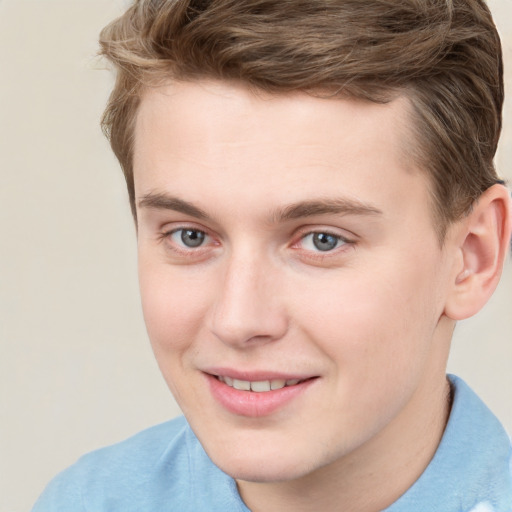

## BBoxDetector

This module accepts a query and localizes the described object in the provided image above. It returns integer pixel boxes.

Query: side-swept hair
[99,0,504,238]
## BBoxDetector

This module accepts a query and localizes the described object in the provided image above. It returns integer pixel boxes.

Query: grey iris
[313,233,338,251]
[181,229,205,248]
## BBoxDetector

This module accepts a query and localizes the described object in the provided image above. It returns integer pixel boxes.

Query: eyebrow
[273,198,383,222]
[138,192,383,222]
[138,192,209,219]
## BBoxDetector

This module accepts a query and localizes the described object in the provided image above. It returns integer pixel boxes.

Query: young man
[33,0,512,511]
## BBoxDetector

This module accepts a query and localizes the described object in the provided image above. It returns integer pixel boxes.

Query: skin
[132,80,502,511]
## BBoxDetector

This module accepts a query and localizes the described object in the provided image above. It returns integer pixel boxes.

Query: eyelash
[158,226,355,261]
[292,230,354,260]
[159,226,216,256]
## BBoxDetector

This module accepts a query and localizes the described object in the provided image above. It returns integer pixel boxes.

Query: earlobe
[444,184,512,321]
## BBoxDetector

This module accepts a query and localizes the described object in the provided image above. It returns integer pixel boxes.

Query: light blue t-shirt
[32,375,512,511]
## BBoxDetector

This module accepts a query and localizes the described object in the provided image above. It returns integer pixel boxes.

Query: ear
[444,184,512,321]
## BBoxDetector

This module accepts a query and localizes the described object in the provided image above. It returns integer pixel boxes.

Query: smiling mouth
[208,373,317,416]
[215,375,311,392]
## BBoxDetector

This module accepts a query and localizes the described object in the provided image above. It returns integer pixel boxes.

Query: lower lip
[206,374,316,417]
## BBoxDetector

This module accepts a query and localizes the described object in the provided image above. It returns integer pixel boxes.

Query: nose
[209,252,289,348]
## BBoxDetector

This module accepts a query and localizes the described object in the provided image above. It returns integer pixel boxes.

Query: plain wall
[0,1,510,511]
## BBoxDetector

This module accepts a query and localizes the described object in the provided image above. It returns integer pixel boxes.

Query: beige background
[0,1,511,511]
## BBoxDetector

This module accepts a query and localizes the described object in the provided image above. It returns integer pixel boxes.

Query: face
[134,80,456,483]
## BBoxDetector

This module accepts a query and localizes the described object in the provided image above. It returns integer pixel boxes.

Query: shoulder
[32,416,194,511]
[32,416,248,512]
[80,415,190,470]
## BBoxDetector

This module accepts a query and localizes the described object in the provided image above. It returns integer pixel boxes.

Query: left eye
[300,232,345,252]
[170,228,209,248]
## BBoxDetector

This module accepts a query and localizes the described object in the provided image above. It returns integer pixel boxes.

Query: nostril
[208,263,289,346]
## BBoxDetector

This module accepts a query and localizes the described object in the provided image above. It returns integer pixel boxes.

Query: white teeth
[270,379,286,390]
[250,381,271,392]
[218,376,304,392]
[233,379,251,391]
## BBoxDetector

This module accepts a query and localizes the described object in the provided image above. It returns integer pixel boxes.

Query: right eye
[169,228,210,249]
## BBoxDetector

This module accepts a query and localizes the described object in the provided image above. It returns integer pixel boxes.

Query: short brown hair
[99,0,504,238]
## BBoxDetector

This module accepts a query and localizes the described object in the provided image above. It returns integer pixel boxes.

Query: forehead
[135,80,412,157]
[133,80,431,228]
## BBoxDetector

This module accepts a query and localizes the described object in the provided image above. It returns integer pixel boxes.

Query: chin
[203,438,332,483]
[217,457,312,483]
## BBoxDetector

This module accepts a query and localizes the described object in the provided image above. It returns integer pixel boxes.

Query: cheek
[138,260,217,408]
[138,259,211,356]
[296,255,444,382]
[293,263,443,439]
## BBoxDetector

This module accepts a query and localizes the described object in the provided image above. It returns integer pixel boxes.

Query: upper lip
[204,367,316,382]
